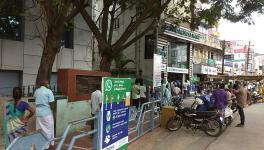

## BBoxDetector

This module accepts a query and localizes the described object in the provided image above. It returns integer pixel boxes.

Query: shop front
[193,64,218,81]
[161,23,201,85]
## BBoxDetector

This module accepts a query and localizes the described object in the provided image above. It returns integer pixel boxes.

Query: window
[169,42,187,68]
[145,35,155,59]
[113,18,120,29]
[60,23,74,49]
[0,0,24,41]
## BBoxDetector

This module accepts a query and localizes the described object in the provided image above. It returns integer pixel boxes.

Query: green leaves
[166,0,264,30]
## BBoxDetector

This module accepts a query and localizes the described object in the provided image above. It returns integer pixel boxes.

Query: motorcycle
[251,91,262,104]
[167,97,223,137]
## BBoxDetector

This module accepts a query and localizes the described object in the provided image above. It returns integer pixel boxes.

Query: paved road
[129,103,264,150]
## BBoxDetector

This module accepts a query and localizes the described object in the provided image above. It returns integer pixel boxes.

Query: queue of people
[2,80,55,149]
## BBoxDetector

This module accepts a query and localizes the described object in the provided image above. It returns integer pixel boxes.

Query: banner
[101,77,131,150]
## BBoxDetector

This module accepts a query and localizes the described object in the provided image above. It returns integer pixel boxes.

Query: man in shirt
[34,80,55,149]
[91,84,102,130]
[234,83,248,127]
[212,83,228,117]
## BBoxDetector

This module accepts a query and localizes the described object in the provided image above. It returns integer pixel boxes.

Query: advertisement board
[101,77,131,150]
[153,54,162,87]
[167,67,189,74]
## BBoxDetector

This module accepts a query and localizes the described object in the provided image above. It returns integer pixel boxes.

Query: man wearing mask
[34,80,55,149]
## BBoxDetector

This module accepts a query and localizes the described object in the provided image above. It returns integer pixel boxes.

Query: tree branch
[112,3,157,50]
[101,0,112,41]
[73,0,108,49]
[65,0,89,22]
[108,1,117,44]
[115,20,156,53]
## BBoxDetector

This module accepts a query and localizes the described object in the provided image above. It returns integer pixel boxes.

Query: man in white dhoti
[34,80,55,149]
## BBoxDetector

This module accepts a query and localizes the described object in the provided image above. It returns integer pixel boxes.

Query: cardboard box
[160,106,176,129]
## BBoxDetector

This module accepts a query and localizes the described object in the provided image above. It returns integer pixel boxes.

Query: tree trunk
[100,54,113,72]
[36,27,64,86]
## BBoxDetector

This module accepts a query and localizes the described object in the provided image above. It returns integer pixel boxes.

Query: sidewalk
[128,103,264,150]
[206,103,264,150]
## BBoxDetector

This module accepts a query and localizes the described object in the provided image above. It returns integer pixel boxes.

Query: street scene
[1,0,264,150]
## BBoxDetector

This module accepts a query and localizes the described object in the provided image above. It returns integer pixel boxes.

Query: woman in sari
[2,87,35,147]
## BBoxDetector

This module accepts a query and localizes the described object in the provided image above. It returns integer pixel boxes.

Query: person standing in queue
[132,79,140,110]
[90,83,102,131]
[234,82,248,127]
[211,83,228,118]
[34,80,55,149]
[139,80,147,110]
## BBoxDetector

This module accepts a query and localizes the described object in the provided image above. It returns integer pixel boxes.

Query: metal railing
[56,114,99,150]
[0,84,58,97]
[128,99,161,143]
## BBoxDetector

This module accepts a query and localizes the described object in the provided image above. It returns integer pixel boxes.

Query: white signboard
[167,67,189,74]
[161,64,167,72]
[201,65,208,74]
[208,66,218,75]
[153,54,162,87]
[201,65,217,75]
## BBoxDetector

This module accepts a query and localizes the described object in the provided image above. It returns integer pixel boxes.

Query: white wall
[0,40,24,70]
[0,0,94,86]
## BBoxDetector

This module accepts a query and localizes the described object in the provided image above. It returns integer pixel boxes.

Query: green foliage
[166,0,264,29]
[0,0,24,40]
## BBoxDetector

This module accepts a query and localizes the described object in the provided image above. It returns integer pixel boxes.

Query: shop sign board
[101,77,131,150]
[167,67,189,74]
[153,54,162,87]
[161,64,167,72]
[164,23,201,43]
[201,65,217,75]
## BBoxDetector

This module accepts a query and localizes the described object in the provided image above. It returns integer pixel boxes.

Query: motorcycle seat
[195,111,218,118]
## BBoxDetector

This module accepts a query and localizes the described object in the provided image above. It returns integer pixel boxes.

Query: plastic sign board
[153,54,162,87]
[101,77,131,150]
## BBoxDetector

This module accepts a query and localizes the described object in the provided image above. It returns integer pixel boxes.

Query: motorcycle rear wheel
[167,115,183,131]
[204,119,222,137]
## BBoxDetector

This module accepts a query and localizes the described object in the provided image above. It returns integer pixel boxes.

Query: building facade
[223,40,256,76]
[0,0,94,96]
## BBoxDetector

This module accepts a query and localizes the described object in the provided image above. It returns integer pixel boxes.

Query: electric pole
[246,41,250,75]
[221,40,226,74]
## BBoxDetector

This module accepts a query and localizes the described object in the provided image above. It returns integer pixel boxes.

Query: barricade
[128,99,161,143]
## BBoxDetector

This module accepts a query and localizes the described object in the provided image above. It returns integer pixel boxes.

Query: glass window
[169,42,187,68]
[0,0,24,41]
[145,35,154,59]
[60,23,74,49]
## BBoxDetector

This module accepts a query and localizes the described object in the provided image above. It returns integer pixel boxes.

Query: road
[128,103,264,150]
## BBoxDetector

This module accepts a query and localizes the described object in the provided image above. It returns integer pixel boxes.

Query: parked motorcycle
[167,97,223,137]
[251,91,262,104]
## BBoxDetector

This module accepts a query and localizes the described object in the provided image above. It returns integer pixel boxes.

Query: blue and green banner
[101,77,131,150]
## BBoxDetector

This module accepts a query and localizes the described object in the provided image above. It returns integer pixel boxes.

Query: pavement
[128,103,264,150]
[1,98,264,150]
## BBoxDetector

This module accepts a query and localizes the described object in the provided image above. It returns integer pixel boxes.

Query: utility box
[160,106,176,129]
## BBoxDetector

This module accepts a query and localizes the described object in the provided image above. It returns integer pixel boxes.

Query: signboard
[224,60,233,67]
[167,67,189,74]
[201,65,217,75]
[101,77,131,150]
[161,64,167,72]
[164,23,201,43]
[153,54,162,87]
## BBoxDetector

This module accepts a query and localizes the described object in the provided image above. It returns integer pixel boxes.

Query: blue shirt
[34,86,55,117]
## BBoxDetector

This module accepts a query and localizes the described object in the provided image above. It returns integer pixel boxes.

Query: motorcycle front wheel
[167,115,183,131]
[204,119,222,137]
